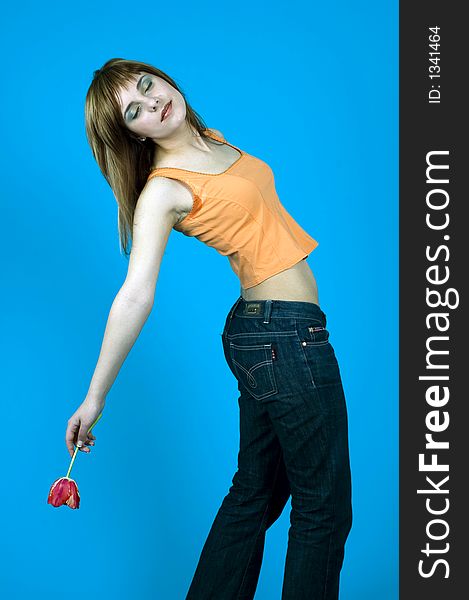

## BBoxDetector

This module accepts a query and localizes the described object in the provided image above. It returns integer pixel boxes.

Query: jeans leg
[236,447,291,600]
[265,341,353,600]
[186,388,291,600]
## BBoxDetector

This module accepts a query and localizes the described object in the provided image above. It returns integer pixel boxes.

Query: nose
[148,97,158,112]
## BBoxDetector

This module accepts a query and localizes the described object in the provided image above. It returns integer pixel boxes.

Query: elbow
[119,285,154,312]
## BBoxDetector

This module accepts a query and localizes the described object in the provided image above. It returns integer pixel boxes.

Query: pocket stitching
[232,358,273,388]
[295,321,330,346]
[229,342,278,400]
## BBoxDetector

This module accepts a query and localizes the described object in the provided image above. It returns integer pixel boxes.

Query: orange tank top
[146,129,319,289]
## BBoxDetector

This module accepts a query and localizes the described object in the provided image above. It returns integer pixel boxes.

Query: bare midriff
[240,258,320,306]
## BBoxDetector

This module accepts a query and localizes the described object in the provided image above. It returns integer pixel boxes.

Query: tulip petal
[47,476,80,509]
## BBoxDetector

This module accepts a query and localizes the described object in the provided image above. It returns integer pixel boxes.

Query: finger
[66,420,80,457]
[77,440,90,453]
[77,425,92,453]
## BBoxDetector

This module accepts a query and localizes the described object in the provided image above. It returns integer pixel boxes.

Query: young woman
[65,58,353,600]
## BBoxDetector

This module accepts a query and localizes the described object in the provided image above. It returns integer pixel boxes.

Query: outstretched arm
[65,177,181,456]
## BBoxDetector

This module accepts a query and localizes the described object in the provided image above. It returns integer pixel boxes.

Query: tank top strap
[204,128,226,142]
[204,128,243,155]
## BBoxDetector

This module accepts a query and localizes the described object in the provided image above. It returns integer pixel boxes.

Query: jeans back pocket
[228,341,278,400]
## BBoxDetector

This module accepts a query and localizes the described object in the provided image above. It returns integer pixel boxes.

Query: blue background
[0,1,398,598]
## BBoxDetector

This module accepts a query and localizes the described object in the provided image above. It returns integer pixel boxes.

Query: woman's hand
[65,397,104,457]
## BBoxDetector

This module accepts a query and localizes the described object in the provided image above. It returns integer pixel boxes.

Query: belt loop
[263,299,273,323]
[228,295,243,327]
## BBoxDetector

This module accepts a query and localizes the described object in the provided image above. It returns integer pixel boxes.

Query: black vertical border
[400,3,466,598]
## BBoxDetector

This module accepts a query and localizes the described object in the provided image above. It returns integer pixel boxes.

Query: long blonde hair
[84,58,210,256]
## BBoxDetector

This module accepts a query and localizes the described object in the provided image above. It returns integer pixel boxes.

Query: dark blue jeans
[186,296,353,600]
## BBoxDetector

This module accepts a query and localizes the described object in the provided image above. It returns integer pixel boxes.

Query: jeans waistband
[226,295,327,326]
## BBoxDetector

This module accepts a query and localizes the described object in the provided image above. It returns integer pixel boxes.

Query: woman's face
[117,72,185,139]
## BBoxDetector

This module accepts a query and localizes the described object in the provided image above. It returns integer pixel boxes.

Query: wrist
[85,392,106,406]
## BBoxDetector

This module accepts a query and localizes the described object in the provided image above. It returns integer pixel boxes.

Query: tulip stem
[66,446,79,479]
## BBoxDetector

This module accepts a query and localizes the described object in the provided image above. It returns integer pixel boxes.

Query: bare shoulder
[139,175,193,224]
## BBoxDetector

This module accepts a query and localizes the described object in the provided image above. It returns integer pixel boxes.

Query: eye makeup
[124,75,153,121]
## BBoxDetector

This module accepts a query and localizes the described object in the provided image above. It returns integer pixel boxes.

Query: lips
[161,100,172,121]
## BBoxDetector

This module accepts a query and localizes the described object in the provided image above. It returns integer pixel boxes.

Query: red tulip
[47,476,81,509]
[48,411,103,510]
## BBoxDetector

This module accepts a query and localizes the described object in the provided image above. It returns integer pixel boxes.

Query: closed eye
[130,79,153,120]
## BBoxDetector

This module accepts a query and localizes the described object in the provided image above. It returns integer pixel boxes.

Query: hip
[221,296,344,403]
